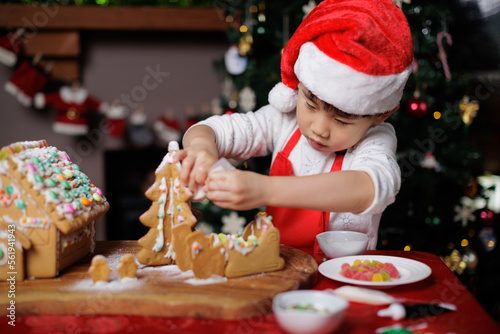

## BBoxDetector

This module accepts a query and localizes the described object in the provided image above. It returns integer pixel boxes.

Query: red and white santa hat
[268,0,414,115]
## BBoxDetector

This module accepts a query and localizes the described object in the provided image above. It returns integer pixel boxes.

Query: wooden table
[1,242,499,334]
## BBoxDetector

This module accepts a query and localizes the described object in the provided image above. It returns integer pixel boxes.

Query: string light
[240,25,248,33]
[404,245,411,251]
[433,111,441,119]
[461,239,469,247]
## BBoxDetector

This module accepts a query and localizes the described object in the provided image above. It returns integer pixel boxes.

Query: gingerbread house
[0,140,109,280]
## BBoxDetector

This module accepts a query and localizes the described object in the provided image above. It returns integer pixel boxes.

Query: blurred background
[1,0,499,321]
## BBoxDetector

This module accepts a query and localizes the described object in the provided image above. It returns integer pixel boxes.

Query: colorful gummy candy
[340,259,400,282]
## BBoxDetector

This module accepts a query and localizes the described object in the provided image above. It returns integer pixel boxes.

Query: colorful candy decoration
[340,259,400,282]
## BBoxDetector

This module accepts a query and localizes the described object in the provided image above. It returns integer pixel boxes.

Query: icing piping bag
[377,302,457,321]
[192,158,236,202]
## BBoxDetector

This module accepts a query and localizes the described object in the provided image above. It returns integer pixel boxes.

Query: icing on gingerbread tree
[137,142,197,266]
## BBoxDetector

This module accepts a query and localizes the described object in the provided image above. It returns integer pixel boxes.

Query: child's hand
[174,142,218,196]
[204,170,268,211]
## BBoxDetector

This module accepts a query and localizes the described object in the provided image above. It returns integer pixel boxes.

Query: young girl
[174,0,413,251]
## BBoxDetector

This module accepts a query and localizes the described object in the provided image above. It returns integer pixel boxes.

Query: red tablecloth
[3,250,499,334]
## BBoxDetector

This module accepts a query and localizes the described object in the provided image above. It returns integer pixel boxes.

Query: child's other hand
[174,144,217,196]
[204,170,268,211]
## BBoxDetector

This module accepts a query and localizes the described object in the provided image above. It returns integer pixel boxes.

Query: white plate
[318,255,432,287]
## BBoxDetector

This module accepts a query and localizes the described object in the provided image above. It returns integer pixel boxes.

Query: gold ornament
[459,95,479,125]
[238,32,253,56]
[440,249,467,275]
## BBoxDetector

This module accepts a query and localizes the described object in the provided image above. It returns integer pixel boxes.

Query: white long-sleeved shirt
[193,104,401,249]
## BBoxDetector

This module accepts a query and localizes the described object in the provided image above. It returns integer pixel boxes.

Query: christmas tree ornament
[34,83,107,136]
[224,45,248,75]
[154,109,181,145]
[462,248,478,270]
[464,176,478,198]
[420,152,439,170]
[302,0,316,19]
[459,95,479,126]
[436,31,452,81]
[479,227,496,252]
[221,211,246,235]
[105,99,128,139]
[238,86,256,112]
[406,90,428,119]
[477,207,495,228]
[0,29,24,67]
[4,59,49,107]
[454,197,476,227]
[195,221,215,235]
[440,249,466,275]
[392,0,411,8]
[127,106,154,147]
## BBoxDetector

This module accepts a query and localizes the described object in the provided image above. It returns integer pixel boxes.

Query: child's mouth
[308,138,327,150]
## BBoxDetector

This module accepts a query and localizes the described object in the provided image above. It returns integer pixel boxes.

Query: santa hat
[268,0,414,115]
[0,29,24,67]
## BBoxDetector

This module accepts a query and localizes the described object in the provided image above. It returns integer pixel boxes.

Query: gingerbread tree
[137,142,198,266]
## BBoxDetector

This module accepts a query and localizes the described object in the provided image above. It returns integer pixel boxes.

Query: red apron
[266,128,345,253]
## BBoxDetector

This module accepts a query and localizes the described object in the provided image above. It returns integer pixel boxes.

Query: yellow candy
[93,193,102,202]
[218,233,227,243]
[353,259,362,265]
[63,170,74,179]
[372,273,383,282]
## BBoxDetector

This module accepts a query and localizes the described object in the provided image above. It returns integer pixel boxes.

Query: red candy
[340,259,400,282]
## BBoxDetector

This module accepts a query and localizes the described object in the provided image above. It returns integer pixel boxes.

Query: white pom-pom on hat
[268,82,298,113]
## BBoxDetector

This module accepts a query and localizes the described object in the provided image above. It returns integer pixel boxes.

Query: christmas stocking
[34,85,107,136]
[0,29,24,67]
[105,100,128,139]
[4,60,48,107]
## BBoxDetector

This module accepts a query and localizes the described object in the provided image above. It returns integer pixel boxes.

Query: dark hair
[301,85,374,119]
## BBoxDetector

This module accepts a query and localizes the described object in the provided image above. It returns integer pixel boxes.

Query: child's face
[296,84,387,153]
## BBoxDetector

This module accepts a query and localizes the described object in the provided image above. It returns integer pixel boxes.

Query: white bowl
[273,290,348,334]
[316,231,368,258]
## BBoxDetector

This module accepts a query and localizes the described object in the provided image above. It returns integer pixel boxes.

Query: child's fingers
[172,150,187,163]
[205,171,232,191]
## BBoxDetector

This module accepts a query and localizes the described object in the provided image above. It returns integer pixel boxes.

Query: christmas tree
[204,0,499,319]
[137,142,198,266]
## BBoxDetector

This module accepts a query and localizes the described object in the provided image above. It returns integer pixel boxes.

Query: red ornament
[406,97,428,119]
[477,208,495,228]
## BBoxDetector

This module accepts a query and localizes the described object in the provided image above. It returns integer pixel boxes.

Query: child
[174,0,413,251]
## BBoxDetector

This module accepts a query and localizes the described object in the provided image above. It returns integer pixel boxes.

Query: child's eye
[335,118,348,125]
[306,102,316,110]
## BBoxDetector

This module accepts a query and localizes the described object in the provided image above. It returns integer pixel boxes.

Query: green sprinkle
[46,179,57,187]
[16,199,25,210]
[158,199,164,204]
[0,248,3,259]
[158,213,165,219]
[73,164,81,171]
[61,180,70,190]
[35,175,43,183]
[63,191,71,199]
[31,156,41,164]
[176,205,182,211]
[49,190,58,199]
[5,185,13,195]
[49,151,58,157]
[53,167,62,174]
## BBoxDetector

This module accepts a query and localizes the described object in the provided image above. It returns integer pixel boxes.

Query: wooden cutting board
[0,241,318,320]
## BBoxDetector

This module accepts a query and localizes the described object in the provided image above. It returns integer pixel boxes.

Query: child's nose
[311,115,330,138]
